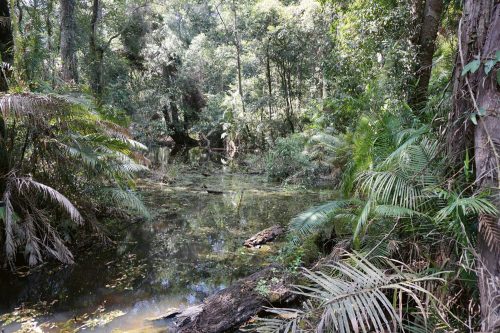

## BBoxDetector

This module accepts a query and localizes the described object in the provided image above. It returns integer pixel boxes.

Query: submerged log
[166,265,293,333]
[244,225,284,248]
[206,189,224,195]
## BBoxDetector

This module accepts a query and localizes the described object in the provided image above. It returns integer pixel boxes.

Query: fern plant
[0,93,149,266]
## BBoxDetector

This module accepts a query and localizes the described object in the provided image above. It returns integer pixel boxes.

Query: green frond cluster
[0,93,149,266]
[250,253,445,333]
[275,114,499,331]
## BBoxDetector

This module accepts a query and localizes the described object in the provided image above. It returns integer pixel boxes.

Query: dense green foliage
[0,0,499,331]
[0,93,148,266]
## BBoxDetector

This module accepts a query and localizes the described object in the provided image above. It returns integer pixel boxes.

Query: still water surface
[0,170,334,332]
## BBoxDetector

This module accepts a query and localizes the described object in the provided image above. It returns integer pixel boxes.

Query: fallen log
[206,189,224,195]
[244,225,284,248]
[163,265,294,333]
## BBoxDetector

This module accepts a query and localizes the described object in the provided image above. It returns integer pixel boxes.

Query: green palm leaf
[290,200,351,241]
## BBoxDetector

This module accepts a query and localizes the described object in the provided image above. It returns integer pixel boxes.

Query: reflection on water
[0,169,335,332]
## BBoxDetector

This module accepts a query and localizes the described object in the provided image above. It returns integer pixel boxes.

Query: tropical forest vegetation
[0,0,499,332]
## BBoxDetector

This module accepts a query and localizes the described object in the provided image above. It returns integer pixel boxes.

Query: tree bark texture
[60,0,78,83]
[409,0,444,110]
[90,0,104,104]
[167,265,294,333]
[449,1,500,331]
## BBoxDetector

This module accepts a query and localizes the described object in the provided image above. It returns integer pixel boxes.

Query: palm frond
[294,253,444,333]
[360,170,421,210]
[0,93,64,119]
[102,188,151,220]
[2,184,16,262]
[434,191,498,223]
[248,308,305,333]
[23,213,43,266]
[380,125,429,167]
[374,205,429,219]
[289,200,351,241]
[353,199,372,248]
[16,178,83,225]
[479,215,500,253]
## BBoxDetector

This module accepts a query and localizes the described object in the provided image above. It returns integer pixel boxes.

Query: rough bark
[165,265,294,333]
[408,0,444,111]
[90,0,104,104]
[45,0,55,87]
[0,0,12,91]
[244,225,284,247]
[59,0,78,83]
[449,1,500,331]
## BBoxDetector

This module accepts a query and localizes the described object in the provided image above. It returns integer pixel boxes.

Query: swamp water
[0,169,335,332]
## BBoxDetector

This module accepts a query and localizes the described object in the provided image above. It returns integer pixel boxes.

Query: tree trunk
[266,44,272,120]
[162,103,198,147]
[279,62,294,133]
[232,0,245,114]
[8,0,23,85]
[89,0,105,105]
[60,0,78,83]
[449,2,500,331]
[244,225,284,248]
[0,0,13,91]
[46,0,55,87]
[408,0,444,111]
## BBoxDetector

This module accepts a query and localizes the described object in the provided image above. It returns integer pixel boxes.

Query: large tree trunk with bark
[60,0,78,83]
[409,0,444,111]
[449,2,500,331]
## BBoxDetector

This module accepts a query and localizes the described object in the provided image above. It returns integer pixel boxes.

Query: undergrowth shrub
[265,135,310,182]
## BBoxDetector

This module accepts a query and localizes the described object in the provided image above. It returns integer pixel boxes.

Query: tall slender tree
[409,0,444,111]
[0,0,13,91]
[60,0,78,83]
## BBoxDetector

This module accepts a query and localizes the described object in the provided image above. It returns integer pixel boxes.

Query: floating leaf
[461,59,481,76]
[478,107,486,116]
